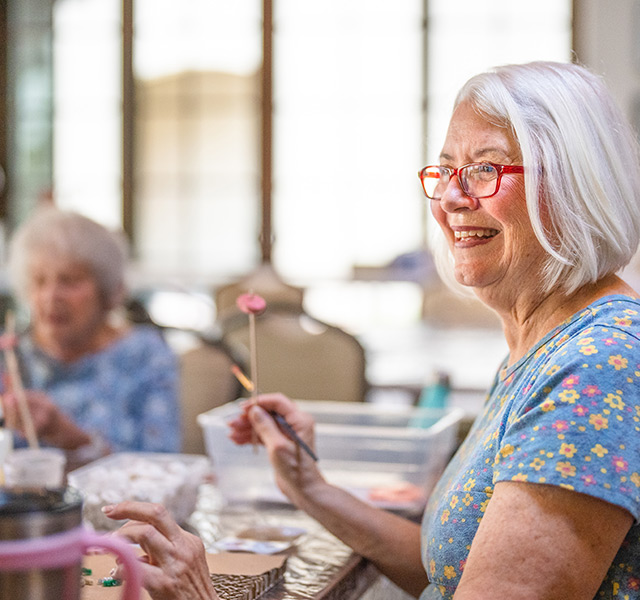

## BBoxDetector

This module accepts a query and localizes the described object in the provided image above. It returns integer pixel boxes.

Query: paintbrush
[231,364,318,462]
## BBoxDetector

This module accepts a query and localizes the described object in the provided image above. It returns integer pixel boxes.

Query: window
[53,0,262,280]
[426,0,572,161]
[15,0,571,331]
[273,1,425,281]
[54,0,121,228]
[132,0,262,279]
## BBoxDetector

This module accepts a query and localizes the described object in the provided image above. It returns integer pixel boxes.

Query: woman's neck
[33,322,125,364]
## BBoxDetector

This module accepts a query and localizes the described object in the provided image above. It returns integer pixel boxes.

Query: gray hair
[8,207,128,307]
[433,61,640,295]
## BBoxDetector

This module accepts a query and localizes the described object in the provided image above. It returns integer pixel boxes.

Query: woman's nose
[439,175,479,212]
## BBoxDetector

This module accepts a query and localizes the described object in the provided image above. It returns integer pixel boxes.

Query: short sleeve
[493,323,640,520]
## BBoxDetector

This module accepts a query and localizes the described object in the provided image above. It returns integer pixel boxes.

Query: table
[190,485,381,600]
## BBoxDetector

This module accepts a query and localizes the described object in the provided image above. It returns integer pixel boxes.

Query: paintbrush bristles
[231,364,254,392]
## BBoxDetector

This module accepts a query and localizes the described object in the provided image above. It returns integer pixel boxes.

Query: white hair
[8,207,128,307]
[431,61,640,295]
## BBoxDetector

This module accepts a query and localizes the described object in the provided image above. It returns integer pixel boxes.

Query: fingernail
[102,505,114,513]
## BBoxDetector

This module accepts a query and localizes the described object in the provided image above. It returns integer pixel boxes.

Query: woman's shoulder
[539,295,639,361]
[561,294,640,339]
[109,324,175,361]
[583,293,640,315]
[575,294,639,336]
[121,323,167,343]
[498,294,639,392]
[510,294,639,369]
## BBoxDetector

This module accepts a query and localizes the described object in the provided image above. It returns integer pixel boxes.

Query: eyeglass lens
[422,164,499,199]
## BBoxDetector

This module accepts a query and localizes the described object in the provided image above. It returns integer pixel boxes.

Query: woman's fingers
[103,502,181,542]
[251,393,298,420]
[104,501,220,600]
[229,393,315,448]
[227,414,255,444]
[109,550,164,591]
[3,390,54,435]
[247,405,290,452]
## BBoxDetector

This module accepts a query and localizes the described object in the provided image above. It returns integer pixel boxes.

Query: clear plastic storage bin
[198,401,463,514]
[67,452,212,531]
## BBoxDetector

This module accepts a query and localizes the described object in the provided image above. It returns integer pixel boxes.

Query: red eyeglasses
[418,162,524,200]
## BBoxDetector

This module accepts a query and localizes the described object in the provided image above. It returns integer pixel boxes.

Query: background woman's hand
[228,393,326,505]
[2,389,92,449]
[103,501,219,600]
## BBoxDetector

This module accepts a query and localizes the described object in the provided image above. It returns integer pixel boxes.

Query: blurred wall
[574,0,640,288]
[574,0,640,127]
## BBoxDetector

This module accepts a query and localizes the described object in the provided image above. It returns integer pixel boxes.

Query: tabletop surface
[190,485,380,600]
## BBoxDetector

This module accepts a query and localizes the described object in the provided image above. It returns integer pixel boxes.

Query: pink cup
[0,487,142,600]
[0,525,142,599]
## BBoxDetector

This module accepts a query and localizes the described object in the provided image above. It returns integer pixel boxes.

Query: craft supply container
[198,400,463,515]
[67,452,212,531]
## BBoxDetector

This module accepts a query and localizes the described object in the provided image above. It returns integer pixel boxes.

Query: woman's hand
[2,389,92,450]
[228,393,326,505]
[229,394,427,596]
[103,501,220,600]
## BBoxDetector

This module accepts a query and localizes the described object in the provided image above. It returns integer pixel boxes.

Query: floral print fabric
[420,295,640,599]
[11,325,181,452]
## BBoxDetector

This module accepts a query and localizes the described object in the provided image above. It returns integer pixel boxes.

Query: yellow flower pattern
[420,296,640,600]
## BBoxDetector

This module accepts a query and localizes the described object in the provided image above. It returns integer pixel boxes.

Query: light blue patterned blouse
[420,295,640,600]
[10,325,181,453]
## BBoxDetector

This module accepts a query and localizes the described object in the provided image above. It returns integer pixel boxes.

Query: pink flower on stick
[236,293,267,316]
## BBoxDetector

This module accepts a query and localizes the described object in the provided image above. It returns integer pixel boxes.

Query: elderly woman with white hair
[1,207,180,461]
[103,61,640,600]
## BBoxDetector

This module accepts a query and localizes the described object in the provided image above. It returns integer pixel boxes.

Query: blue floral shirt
[420,294,640,599]
[11,325,181,453]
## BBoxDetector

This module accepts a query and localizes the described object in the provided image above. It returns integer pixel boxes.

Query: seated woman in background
[1,207,180,463]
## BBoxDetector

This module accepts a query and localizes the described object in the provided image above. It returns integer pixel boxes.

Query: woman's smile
[451,226,500,246]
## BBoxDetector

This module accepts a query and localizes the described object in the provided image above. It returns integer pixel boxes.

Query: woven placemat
[211,560,287,600]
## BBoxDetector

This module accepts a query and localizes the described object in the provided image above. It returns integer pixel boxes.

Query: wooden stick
[235,291,266,453]
[4,312,39,449]
[248,312,259,405]
[248,311,259,451]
